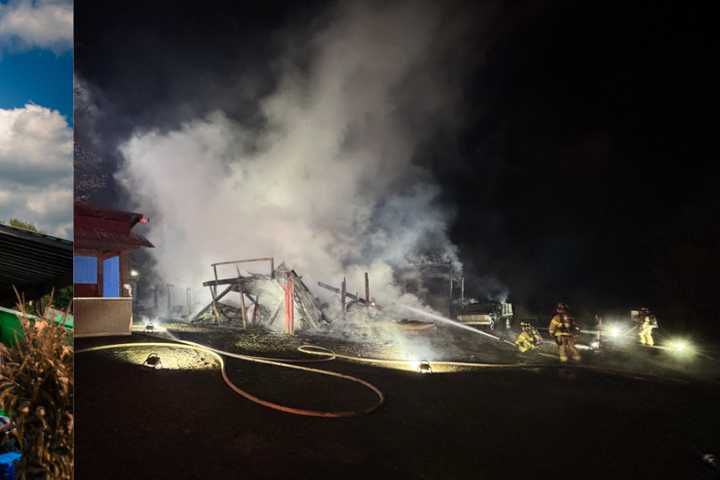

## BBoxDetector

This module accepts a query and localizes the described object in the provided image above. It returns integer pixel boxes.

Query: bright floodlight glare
[130,269,139,277]
[418,361,432,374]
[668,338,695,357]
[408,360,432,374]
[606,324,622,338]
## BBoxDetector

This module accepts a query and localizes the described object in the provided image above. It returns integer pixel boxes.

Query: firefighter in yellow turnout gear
[548,303,581,362]
[636,308,658,346]
[515,322,543,353]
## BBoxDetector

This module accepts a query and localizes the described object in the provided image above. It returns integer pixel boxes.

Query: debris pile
[193,262,327,332]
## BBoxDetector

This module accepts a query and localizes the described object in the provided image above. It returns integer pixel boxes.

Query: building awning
[75,202,154,251]
[0,224,73,305]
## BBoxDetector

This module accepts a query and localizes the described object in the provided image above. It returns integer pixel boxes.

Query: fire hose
[77,335,688,419]
[76,340,384,418]
[77,333,549,420]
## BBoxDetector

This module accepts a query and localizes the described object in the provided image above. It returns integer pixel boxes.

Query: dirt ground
[76,323,720,479]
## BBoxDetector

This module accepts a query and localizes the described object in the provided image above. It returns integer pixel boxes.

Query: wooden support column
[340,277,346,321]
[251,295,259,325]
[186,288,192,317]
[167,283,173,313]
[210,284,218,323]
[284,272,295,335]
[448,271,453,318]
[365,272,370,303]
[239,287,248,329]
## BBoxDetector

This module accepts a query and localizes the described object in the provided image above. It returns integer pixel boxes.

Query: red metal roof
[74,202,154,251]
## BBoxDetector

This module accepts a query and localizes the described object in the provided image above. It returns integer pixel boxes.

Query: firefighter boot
[558,344,568,362]
[569,345,581,361]
[640,328,654,346]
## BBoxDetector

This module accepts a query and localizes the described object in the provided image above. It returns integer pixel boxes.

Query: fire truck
[456,301,514,330]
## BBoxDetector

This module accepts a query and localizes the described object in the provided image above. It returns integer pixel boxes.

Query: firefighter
[548,303,569,342]
[637,308,658,346]
[515,322,543,353]
[548,304,581,362]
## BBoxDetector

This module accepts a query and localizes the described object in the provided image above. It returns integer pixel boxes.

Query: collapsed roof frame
[193,257,326,333]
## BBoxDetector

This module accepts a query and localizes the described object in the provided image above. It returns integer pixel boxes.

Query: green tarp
[0,306,73,347]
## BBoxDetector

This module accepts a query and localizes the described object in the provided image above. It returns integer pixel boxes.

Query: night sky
[75,1,718,333]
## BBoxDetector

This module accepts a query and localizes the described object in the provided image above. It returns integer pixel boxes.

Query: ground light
[407,360,432,373]
[417,360,432,374]
[143,353,163,369]
[665,338,696,358]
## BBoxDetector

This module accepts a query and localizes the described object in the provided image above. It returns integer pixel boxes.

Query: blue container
[0,451,20,480]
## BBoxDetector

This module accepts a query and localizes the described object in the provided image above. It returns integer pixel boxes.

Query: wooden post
[340,277,346,321]
[186,288,192,317]
[251,295,259,325]
[167,283,173,314]
[284,272,295,335]
[210,284,218,323]
[251,299,260,325]
[239,287,247,329]
[448,271,453,318]
[365,272,370,303]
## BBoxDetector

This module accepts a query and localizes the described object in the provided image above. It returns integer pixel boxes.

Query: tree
[4,218,44,234]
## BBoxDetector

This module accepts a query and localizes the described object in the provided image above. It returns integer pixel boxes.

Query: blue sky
[0,48,72,122]
[0,0,73,238]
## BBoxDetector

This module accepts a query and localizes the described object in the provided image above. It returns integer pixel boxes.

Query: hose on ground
[78,337,686,418]
[77,341,383,418]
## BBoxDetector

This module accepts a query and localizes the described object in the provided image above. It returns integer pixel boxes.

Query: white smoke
[118,1,468,313]
[0,0,72,53]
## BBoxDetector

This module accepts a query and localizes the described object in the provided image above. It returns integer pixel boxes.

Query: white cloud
[0,0,72,52]
[0,103,72,238]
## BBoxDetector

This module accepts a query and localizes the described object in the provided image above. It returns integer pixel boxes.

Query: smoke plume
[118,1,476,313]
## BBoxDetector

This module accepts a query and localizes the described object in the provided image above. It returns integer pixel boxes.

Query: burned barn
[193,259,327,333]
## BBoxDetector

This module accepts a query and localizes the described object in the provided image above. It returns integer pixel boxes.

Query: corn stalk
[0,288,73,479]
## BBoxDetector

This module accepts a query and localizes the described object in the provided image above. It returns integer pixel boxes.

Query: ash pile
[192,260,328,333]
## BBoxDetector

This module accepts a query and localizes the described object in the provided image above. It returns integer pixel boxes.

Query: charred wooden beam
[239,287,248,328]
[202,277,254,288]
[365,272,370,303]
[191,285,233,322]
[317,281,382,309]
[210,257,275,278]
[340,277,346,320]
